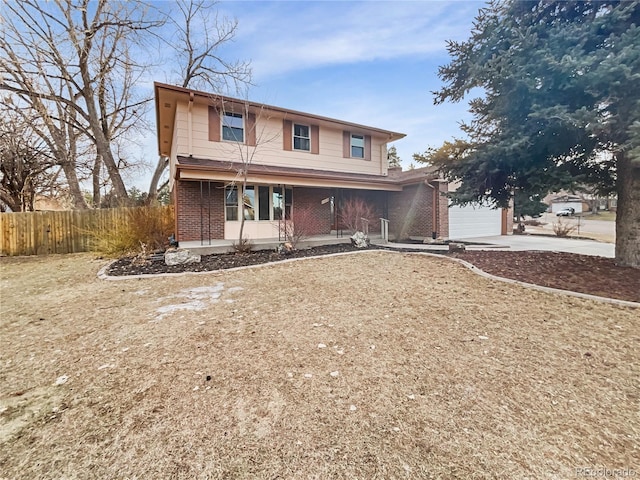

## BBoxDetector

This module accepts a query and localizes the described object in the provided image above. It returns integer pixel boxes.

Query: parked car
[556,207,575,217]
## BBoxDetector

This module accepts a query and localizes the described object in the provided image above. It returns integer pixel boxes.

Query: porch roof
[175,156,440,192]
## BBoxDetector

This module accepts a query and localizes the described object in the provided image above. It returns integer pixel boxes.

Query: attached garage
[551,201,583,214]
[448,203,503,239]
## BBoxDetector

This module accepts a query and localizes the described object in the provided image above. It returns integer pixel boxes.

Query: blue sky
[138,0,485,188]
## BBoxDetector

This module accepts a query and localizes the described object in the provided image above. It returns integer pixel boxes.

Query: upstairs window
[293,124,310,151]
[222,112,244,142]
[351,134,365,158]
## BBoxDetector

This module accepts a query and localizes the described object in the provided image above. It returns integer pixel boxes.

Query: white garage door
[448,203,502,239]
[551,202,582,214]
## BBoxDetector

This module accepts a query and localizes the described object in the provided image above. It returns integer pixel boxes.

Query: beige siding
[174,102,389,176]
[169,120,179,191]
[175,102,190,156]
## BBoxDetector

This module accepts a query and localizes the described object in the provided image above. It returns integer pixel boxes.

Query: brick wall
[388,183,434,240]
[173,181,458,242]
[175,180,225,242]
[505,200,514,235]
[338,190,386,233]
[293,187,333,235]
[437,182,449,239]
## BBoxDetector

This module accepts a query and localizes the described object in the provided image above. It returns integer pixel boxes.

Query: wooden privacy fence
[0,207,169,256]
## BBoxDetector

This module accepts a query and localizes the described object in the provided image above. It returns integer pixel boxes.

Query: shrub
[523,219,544,226]
[87,205,174,256]
[553,218,577,237]
[232,237,254,254]
[339,198,377,234]
[279,205,316,249]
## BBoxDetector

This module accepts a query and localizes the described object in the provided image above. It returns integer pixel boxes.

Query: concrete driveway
[388,235,614,258]
[461,235,615,258]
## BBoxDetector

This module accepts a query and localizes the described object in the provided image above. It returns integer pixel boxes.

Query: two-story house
[155,83,508,249]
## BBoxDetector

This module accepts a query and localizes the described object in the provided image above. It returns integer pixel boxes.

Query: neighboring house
[154,83,510,247]
[545,191,618,214]
[545,193,586,214]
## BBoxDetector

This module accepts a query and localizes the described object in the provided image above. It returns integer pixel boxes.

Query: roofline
[174,156,439,189]
[154,82,406,142]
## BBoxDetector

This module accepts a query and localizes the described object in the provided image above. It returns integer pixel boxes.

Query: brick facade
[176,183,337,241]
[292,187,333,235]
[175,180,225,242]
[437,182,449,239]
[386,182,451,240]
[388,183,434,240]
[174,180,460,243]
[337,190,386,234]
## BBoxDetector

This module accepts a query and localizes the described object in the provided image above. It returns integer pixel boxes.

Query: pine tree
[433,0,640,267]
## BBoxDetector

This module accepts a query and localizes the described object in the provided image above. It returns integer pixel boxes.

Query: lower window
[225,185,292,221]
[225,186,238,221]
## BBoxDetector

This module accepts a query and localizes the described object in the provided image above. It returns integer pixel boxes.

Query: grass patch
[0,252,637,478]
[585,211,617,222]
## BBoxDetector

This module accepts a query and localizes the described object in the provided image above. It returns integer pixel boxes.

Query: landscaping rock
[448,242,466,253]
[351,231,369,248]
[277,242,294,254]
[164,248,201,266]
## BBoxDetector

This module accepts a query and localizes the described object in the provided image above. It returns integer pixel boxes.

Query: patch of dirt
[450,250,640,303]
[107,244,639,303]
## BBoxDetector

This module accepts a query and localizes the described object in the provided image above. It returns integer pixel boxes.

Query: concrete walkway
[386,235,615,258]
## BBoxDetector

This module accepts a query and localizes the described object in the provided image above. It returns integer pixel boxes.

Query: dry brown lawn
[0,252,638,479]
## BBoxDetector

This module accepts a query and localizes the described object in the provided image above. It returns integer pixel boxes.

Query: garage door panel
[449,203,502,239]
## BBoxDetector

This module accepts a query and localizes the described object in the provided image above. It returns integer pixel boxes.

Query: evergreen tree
[433,0,640,266]
[513,191,548,222]
[387,145,401,168]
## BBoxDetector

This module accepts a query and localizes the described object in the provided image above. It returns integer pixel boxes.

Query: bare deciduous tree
[0,111,58,211]
[213,99,279,251]
[147,0,252,202]
[0,0,164,206]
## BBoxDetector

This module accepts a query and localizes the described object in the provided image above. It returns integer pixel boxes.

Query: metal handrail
[380,218,389,243]
[360,217,369,236]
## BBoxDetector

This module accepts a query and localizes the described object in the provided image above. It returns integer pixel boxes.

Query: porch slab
[178,234,381,256]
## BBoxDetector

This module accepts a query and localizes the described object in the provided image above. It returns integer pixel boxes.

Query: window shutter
[246,113,257,146]
[208,106,220,142]
[311,125,319,154]
[343,131,350,158]
[364,135,371,161]
[283,120,293,151]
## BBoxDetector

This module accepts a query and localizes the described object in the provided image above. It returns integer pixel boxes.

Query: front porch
[179,232,388,255]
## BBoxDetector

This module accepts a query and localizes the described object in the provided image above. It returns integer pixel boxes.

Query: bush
[523,219,544,226]
[88,206,174,256]
[553,218,577,237]
[279,205,316,249]
[339,198,377,234]
[232,237,254,254]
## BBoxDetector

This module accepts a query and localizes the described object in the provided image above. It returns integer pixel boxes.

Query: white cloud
[224,1,480,79]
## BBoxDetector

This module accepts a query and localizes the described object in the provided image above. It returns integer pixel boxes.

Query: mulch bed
[450,250,640,303]
[107,245,639,303]
[107,243,389,277]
